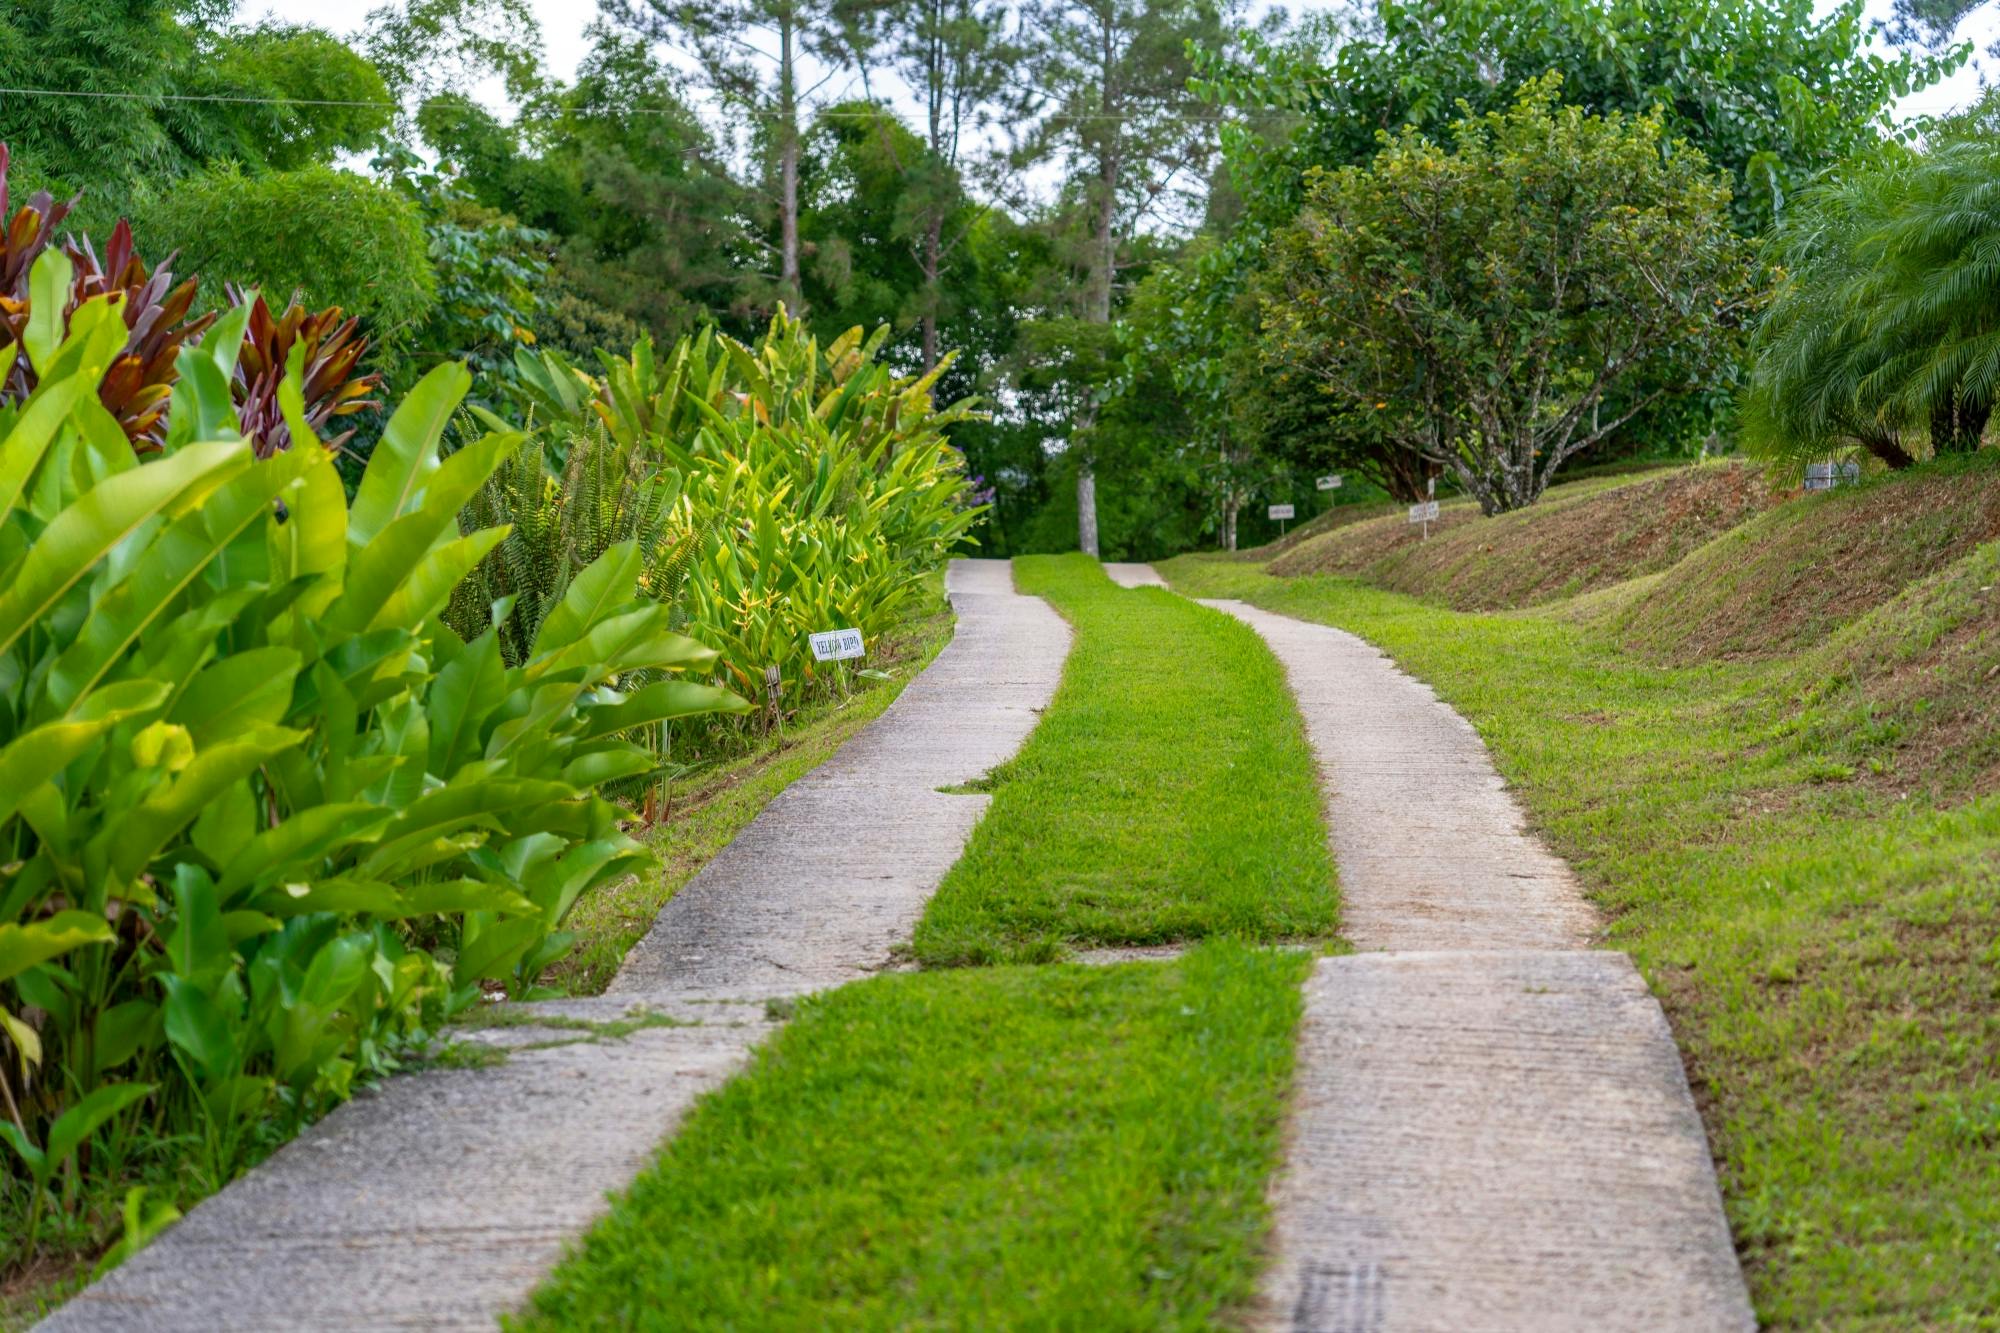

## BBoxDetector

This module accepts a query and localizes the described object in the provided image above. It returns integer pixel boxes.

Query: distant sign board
[809,628,866,662]
[1268,504,1296,521]
[1316,474,1343,491]
[1408,501,1440,523]
[1803,461,1861,493]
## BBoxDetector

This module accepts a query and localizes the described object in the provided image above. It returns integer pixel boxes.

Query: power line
[0,84,1238,123]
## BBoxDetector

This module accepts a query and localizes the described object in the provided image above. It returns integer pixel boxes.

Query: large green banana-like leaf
[0,681,172,825]
[23,249,74,376]
[215,804,393,902]
[576,680,752,740]
[357,777,577,878]
[0,440,246,660]
[368,526,509,631]
[427,630,508,777]
[170,648,302,748]
[164,299,255,451]
[528,540,642,660]
[40,450,318,717]
[330,422,514,631]
[44,1082,154,1172]
[452,915,546,983]
[0,372,98,520]
[347,361,472,545]
[272,452,348,585]
[103,726,306,886]
[0,912,115,986]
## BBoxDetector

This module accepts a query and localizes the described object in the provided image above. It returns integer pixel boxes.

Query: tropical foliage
[1742,130,2000,476]
[460,311,986,711]
[0,250,746,1262]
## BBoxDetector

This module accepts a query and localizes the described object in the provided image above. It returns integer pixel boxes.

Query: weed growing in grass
[512,942,1309,1332]
[1161,554,2000,1327]
[911,554,1337,964]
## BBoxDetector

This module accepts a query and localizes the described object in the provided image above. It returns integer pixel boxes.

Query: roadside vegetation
[912,555,1336,965]
[551,587,956,994]
[0,182,981,1298]
[515,942,1309,1331]
[1164,465,2000,1324]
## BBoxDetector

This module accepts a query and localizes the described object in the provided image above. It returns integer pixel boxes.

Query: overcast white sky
[244,0,2000,129]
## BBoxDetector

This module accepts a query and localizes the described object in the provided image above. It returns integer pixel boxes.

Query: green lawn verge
[1161,553,2000,1329]
[911,553,1336,965]
[512,942,1308,1331]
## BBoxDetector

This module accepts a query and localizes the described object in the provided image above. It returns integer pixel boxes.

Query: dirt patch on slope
[1271,463,1778,610]
[1612,456,2000,664]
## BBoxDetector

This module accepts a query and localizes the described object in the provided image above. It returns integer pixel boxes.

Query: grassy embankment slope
[1165,456,2000,1328]
[517,556,1335,1328]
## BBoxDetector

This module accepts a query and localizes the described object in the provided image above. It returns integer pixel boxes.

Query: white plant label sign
[1408,501,1439,523]
[1268,503,1296,520]
[1316,474,1343,491]
[809,628,866,662]
[1803,461,1860,492]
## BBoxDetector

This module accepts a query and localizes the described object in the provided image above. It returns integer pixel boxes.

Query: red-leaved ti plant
[0,142,76,396]
[65,221,217,450]
[0,142,216,451]
[228,285,382,457]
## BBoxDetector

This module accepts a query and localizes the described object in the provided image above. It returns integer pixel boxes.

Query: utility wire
[0,84,1238,122]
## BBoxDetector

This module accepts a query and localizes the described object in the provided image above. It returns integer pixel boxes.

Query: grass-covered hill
[1269,462,1778,609]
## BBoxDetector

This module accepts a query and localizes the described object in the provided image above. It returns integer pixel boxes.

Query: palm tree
[1744,129,2000,475]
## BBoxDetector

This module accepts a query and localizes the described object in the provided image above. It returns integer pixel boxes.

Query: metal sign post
[1268,502,1295,537]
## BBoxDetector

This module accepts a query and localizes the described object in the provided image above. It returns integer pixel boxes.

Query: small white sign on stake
[1803,461,1861,493]
[1316,474,1343,491]
[809,628,866,662]
[1407,500,1439,523]
[1267,503,1296,521]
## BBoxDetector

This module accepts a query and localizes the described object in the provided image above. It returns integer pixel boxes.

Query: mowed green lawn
[1163,554,2000,1329]
[512,554,1344,1328]
[913,554,1337,964]
[511,943,1309,1331]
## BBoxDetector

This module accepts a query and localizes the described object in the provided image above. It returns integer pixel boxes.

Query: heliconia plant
[485,309,985,713]
[0,248,750,1265]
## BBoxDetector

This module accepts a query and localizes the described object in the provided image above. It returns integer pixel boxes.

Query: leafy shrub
[1742,130,2000,477]
[0,253,747,1263]
[1260,75,1754,514]
[465,309,984,715]
[132,165,437,346]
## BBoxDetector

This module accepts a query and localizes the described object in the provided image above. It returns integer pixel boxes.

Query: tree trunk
[1930,391,1989,456]
[921,211,942,372]
[1073,22,1119,558]
[1077,466,1100,556]
[1375,447,1429,504]
[778,13,803,312]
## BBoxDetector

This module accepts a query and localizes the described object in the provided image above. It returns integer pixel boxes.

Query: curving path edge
[1104,563,1753,1332]
[41,559,1069,1333]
